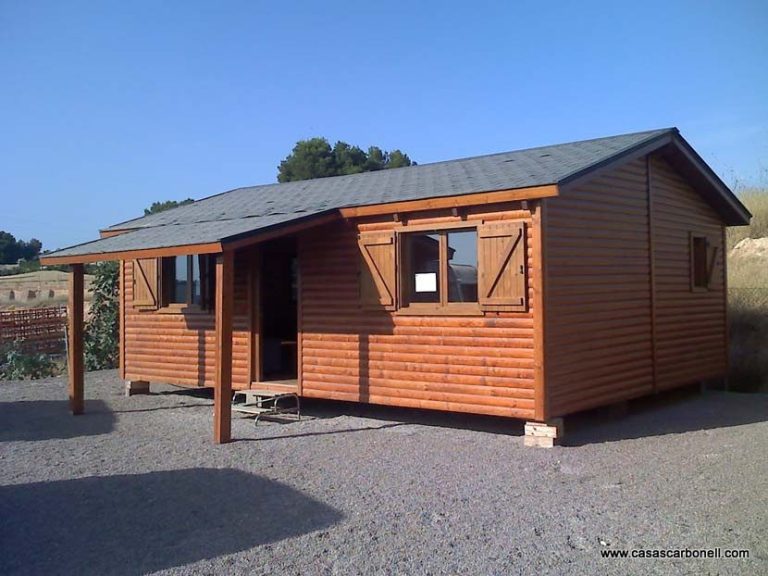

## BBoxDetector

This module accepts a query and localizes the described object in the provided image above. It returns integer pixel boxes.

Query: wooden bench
[232,389,301,425]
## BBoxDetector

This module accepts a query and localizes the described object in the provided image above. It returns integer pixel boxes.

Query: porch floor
[250,379,299,394]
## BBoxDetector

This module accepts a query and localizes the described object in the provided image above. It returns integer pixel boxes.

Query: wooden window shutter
[132,258,159,309]
[478,222,527,311]
[689,233,719,291]
[358,231,397,310]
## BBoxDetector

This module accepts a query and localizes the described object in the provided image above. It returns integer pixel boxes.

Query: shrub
[84,261,119,370]
[0,340,59,380]
[728,287,768,392]
[727,189,768,392]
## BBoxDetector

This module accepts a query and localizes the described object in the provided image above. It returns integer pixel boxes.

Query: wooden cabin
[41,128,751,446]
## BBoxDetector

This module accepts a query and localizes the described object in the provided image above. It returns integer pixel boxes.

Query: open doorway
[259,237,298,381]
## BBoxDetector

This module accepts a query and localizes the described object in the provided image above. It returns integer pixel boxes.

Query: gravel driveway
[1,370,766,575]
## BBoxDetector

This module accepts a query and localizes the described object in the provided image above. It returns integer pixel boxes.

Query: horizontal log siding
[299,205,538,420]
[123,254,252,389]
[545,158,655,416]
[650,156,726,389]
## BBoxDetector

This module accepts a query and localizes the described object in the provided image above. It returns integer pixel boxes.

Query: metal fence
[0,306,68,355]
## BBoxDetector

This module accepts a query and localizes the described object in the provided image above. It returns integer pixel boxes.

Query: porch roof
[41,127,750,264]
[41,211,334,263]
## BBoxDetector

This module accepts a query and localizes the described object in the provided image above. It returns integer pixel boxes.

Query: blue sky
[1,0,766,251]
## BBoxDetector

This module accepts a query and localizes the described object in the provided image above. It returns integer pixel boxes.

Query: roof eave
[559,130,751,227]
[40,242,224,266]
[558,130,677,189]
[338,184,559,218]
[41,210,342,265]
[663,136,752,226]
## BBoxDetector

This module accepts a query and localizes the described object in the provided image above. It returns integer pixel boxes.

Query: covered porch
[41,213,336,444]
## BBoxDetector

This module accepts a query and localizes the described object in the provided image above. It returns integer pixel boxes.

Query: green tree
[364,146,386,171]
[84,261,119,370]
[19,238,42,260]
[387,149,412,168]
[277,138,415,182]
[144,198,194,215]
[277,138,338,183]
[333,141,368,175]
[0,232,43,264]
[0,231,18,263]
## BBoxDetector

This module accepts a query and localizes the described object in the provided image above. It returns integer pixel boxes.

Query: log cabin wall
[122,250,253,389]
[545,158,655,416]
[298,202,539,420]
[544,154,727,417]
[650,156,727,390]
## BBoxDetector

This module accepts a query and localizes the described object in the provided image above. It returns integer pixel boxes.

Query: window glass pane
[191,256,202,305]
[447,230,478,302]
[405,233,440,304]
[693,237,708,288]
[173,255,187,303]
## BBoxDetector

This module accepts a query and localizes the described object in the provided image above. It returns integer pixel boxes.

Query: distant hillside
[0,270,94,310]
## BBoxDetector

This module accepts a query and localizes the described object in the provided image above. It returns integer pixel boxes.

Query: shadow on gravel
[296,390,768,447]
[113,403,209,414]
[155,387,214,399]
[0,468,342,576]
[236,422,405,442]
[298,398,526,437]
[113,387,214,413]
[565,389,768,446]
[0,400,115,442]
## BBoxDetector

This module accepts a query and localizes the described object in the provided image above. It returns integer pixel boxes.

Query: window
[161,255,214,309]
[164,255,201,305]
[357,222,527,314]
[131,254,215,311]
[401,228,479,312]
[690,234,715,291]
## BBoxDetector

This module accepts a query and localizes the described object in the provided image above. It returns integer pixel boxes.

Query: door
[258,238,298,381]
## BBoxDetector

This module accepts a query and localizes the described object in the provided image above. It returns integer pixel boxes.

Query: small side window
[690,234,716,291]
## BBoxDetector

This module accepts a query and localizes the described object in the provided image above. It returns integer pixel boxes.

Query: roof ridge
[107,127,676,231]
[556,128,678,184]
[45,127,751,260]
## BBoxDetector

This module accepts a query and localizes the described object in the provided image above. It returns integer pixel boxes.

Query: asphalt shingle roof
[47,128,675,258]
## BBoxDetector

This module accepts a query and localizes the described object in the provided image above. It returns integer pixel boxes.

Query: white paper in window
[415,272,437,293]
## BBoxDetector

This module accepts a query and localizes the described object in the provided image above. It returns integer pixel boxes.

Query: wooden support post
[524,418,564,448]
[125,380,150,397]
[68,264,85,415]
[531,201,547,421]
[214,251,234,444]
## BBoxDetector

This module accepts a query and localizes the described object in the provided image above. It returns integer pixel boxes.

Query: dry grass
[0,270,93,311]
[727,188,768,248]
[727,188,768,392]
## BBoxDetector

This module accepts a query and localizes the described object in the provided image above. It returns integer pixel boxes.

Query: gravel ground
[1,371,766,576]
